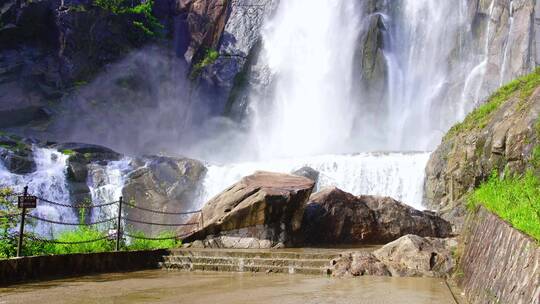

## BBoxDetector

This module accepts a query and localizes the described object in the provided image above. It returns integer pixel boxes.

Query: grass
[446,67,540,139]
[532,118,540,169]
[467,171,540,243]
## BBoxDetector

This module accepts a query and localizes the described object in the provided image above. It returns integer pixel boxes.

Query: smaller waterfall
[199,152,431,211]
[0,148,75,235]
[87,158,131,223]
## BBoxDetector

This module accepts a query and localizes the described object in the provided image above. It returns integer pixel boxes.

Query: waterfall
[251,0,362,158]
[199,152,431,211]
[0,147,75,234]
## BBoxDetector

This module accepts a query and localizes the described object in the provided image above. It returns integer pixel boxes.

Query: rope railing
[124,232,192,241]
[2,186,203,257]
[122,217,199,227]
[36,196,119,209]
[26,214,117,226]
[122,200,201,215]
[24,233,112,245]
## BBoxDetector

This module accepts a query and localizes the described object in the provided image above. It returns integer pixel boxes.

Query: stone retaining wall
[459,207,539,304]
[0,249,168,286]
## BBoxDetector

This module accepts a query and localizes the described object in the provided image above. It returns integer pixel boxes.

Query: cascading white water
[199,152,430,210]
[383,0,474,150]
[87,158,131,222]
[0,148,75,234]
[251,0,362,158]
[0,147,132,233]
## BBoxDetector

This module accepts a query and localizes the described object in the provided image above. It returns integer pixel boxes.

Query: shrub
[93,0,163,37]
[126,231,181,251]
[48,227,115,254]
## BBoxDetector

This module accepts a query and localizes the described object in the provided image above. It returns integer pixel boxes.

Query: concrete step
[161,262,331,275]
[168,248,341,260]
[163,255,332,268]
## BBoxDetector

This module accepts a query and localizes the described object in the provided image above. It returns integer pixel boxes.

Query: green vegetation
[532,119,540,169]
[127,231,181,250]
[93,0,163,37]
[47,227,114,254]
[446,67,540,139]
[468,171,540,242]
[190,48,220,80]
[61,149,76,156]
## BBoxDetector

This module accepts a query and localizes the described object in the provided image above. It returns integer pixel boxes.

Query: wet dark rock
[51,142,121,163]
[0,134,36,174]
[0,147,35,174]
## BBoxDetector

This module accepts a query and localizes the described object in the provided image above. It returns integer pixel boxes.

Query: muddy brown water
[0,270,457,304]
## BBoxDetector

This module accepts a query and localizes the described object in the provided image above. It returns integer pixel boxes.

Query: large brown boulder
[183,171,315,248]
[302,187,452,245]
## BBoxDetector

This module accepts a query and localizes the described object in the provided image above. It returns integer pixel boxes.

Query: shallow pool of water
[0,270,457,304]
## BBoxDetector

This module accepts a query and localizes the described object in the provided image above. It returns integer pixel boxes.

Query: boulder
[302,187,377,244]
[373,235,457,278]
[331,235,457,278]
[0,147,35,174]
[360,195,453,243]
[332,251,391,277]
[291,166,320,187]
[122,155,207,235]
[302,187,452,245]
[183,171,315,248]
[51,143,121,163]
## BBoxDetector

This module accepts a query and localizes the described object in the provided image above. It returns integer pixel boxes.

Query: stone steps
[168,248,340,260]
[163,256,332,268]
[161,249,341,275]
[161,262,331,275]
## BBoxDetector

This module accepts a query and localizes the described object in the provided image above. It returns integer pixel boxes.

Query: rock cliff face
[424,69,540,229]
[0,0,155,128]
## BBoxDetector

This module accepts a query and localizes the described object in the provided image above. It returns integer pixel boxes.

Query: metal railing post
[116,196,123,251]
[16,186,28,257]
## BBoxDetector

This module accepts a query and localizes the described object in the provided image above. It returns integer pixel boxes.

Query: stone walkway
[0,270,457,304]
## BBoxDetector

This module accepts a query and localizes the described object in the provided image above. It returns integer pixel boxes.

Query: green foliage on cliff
[190,49,220,80]
[93,0,163,37]
[468,171,540,242]
[446,68,540,139]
